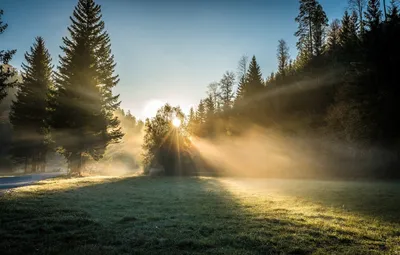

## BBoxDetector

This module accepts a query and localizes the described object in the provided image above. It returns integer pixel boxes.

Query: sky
[1,0,349,119]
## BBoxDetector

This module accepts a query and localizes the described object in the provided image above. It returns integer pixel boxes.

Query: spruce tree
[187,107,196,134]
[52,0,123,175]
[348,0,366,35]
[312,3,329,56]
[241,56,264,123]
[235,56,248,101]
[277,39,290,77]
[196,100,206,125]
[9,37,53,172]
[326,19,341,54]
[219,71,235,109]
[364,0,382,31]
[0,10,17,102]
[387,0,399,23]
[339,10,359,58]
[244,56,264,97]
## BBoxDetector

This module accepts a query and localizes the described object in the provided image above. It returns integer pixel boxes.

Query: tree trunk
[24,157,28,173]
[383,0,387,22]
[31,156,37,173]
[39,152,46,173]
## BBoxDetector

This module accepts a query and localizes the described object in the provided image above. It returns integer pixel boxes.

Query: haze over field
[1,0,400,254]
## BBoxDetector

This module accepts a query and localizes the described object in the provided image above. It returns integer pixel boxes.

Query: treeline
[0,0,124,175]
[143,0,400,178]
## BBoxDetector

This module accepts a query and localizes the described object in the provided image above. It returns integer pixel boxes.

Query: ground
[0,176,399,255]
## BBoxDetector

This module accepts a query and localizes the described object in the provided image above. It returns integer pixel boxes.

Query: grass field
[1,176,399,254]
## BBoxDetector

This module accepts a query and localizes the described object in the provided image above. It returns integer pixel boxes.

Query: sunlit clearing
[12,176,127,194]
[172,117,181,127]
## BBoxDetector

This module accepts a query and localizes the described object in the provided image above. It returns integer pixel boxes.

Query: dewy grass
[1,176,399,254]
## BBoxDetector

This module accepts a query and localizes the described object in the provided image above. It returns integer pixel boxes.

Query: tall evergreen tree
[235,55,248,101]
[244,56,264,97]
[364,0,382,31]
[9,37,53,172]
[52,0,123,175]
[0,10,17,102]
[339,10,359,57]
[326,19,341,54]
[240,56,265,123]
[196,100,206,125]
[312,3,329,56]
[387,0,399,23]
[277,39,290,76]
[348,0,366,35]
[219,71,235,109]
[295,0,317,57]
[207,82,221,111]
[187,107,196,134]
[204,94,216,137]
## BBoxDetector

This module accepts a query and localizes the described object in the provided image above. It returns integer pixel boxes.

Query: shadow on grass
[0,176,398,254]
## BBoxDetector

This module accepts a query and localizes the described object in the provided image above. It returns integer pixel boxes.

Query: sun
[172,117,181,128]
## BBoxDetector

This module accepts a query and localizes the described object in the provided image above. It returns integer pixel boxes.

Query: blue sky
[1,0,349,119]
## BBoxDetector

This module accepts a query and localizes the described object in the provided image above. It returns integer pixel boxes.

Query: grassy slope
[0,176,399,255]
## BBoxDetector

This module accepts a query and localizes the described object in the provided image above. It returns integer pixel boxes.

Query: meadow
[1,176,399,254]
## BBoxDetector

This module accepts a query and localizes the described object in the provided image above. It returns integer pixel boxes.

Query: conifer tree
[326,19,341,54]
[295,0,317,57]
[9,37,53,172]
[312,3,329,56]
[235,56,248,101]
[295,0,328,57]
[364,0,382,31]
[349,0,366,35]
[277,39,290,76]
[387,0,399,23]
[187,107,196,134]
[196,100,206,125]
[0,10,17,102]
[52,0,123,175]
[244,56,264,97]
[219,71,235,109]
[241,56,265,123]
[339,10,359,57]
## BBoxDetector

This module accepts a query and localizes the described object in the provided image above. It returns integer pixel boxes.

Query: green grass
[1,176,399,254]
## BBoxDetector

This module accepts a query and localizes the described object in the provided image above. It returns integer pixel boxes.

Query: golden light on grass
[172,117,181,128]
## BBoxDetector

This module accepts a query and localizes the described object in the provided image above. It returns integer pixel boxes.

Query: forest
[1,0,400,179]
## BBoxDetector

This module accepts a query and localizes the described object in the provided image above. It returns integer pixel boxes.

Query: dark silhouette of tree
[235,55,248,102]
[187,107,196,134]
[339,11,360,60]
[277,39,290,77]
[0,10,17,103]
[142,104,189,175]
[364,0,382,31]
[295,0,328,57]
[349,0,366,35]
[312,3,329,56]
[204,94,216,137]
[326,19,341,55]
[219,71,235,109]
[51,0,123,175]
[196,100,206,126]
[9,37,53,173]
[296,0,317,57]
[207,82,221,111]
